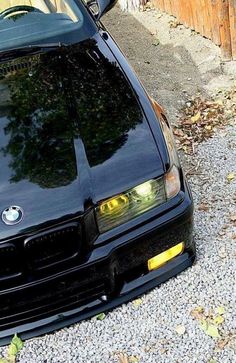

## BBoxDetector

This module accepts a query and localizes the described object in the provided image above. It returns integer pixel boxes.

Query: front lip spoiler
[0,251,195,346]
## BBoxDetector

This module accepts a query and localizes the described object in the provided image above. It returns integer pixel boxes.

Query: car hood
[0,35,164,239]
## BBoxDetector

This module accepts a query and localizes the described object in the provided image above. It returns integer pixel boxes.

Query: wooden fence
[151,0,236,60]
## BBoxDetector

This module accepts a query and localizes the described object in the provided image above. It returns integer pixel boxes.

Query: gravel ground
[13,126,235,363]
[1,6,236,363]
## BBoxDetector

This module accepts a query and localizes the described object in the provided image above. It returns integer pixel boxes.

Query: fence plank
[199,0,206,35]
[210,0,221,44]
[203,0,213,39]
[165,0,171,14]
[192,0,201,33]
[151,0,234,59]
[229,0,236,59]
[188,0,194,29]
[160,0,165,12]
[182,0,190,26]
[174,0,180,19]
[218,0,232,59]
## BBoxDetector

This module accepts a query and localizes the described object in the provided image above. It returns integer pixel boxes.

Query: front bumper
[0,184,195,345]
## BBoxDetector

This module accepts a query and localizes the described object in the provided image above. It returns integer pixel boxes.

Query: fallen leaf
[173,129,184,137]
[200,319,208,330]
[129,356,139,363]
[198,204,209,212]
[133,298,142,307]
[227,172,235,182]
[215,99,223,106]
[213,315,224,325]
[191,306,205,320]
[191,111,201,123]
[230,215,236,222]
[169,20,181,28]
[96,313,106,321]
[152,40,160,46]
[217,306,225,315]
[208,359,217,363]
[218,248,227,259]
[205,125,212,131]
[118,353,129,363]
[216,338,229,350]
[159,348,168,354]
[8,334,24,362]
[200,321,220,338]
[175,325,186,335]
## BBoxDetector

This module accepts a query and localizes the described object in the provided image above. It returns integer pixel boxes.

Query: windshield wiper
[25,42,68,49]
[0,42,69,60]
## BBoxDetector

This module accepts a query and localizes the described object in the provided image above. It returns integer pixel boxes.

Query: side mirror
[87,0,117,19]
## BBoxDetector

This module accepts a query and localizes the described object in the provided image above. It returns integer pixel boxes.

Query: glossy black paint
[0,34,165,241]
[0,1,195,343]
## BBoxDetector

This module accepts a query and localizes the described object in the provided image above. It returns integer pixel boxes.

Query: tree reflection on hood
[0,39,142,188]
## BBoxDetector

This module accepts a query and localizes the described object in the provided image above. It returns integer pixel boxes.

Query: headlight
[96,168,180,233]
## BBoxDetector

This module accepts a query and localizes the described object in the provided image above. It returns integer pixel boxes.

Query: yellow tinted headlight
[96,178,166,233]
[100,195,129,216]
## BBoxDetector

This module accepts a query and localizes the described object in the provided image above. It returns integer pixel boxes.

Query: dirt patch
[103,5,236,127]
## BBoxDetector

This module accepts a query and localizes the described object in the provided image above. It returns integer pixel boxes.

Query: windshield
[0,0,94,51]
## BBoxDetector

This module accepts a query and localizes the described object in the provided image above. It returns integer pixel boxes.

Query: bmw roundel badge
[2,206,24,225]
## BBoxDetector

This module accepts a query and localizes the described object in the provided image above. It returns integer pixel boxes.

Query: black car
[0,0,195,344]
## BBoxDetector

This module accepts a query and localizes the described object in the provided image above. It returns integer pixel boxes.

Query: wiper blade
[25,42,68,49]
[0,42,68,60]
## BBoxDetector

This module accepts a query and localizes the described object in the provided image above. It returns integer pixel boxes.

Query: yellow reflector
[148,242,184,271]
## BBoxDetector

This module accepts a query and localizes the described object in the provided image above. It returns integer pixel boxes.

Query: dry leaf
[215,99,223,106]
[159,348,168,354]
[169,20,181,28]
[191,111,201,123]
[118,353,129,363]
[213,315,224,325]
[129,356,139,363]
[191,306,205,320]
[216,338,230,350]
[198,204,209,211]
[175,325,186,335]
[230,215,236,222]
[133,298,142,307]
[173,129,184,137]
[227,172,235,182]
[200,321,220,338]
[174,89,235,154]
[217,307,225,315]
